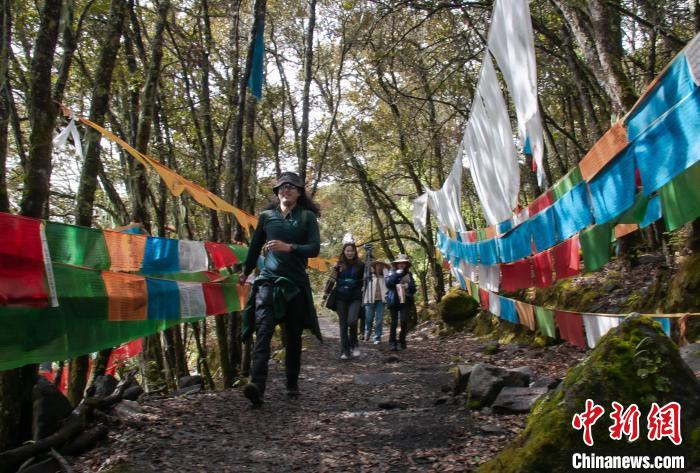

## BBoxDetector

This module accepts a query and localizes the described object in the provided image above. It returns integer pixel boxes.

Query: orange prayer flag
[579,122,628,181]
[614,223,639,239]
[515,300,536,331]
[102,272,148,321]
[103,230,147,272]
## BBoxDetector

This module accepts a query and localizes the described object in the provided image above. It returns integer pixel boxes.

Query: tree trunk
[51,0,77,103]
[214,315,233,388]
[298,0,316,182]
[0,0,10,212]
[225,0,266,240]
[173,325,189,379]
[192,321,215,390]
[130,0,170,229]
[227,313,241,380]
[19,0,62,217]
[2,0,62,451]
[66,355,89,407]
[161,328,178,390]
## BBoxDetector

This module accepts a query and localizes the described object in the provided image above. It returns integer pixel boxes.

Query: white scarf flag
[412,193,429,236]
[488,0,546,187]
[426,153,467,233]
[462,52,520,226]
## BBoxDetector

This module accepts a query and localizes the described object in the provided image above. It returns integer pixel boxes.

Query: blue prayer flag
[640,195,662,228]
[497,221,532,263]
[652,317,671,336]
[497,218,513,234]
[552,182,594,240]
[142,237,180,274]
[530,206,558,252]
[499,297,518,324]
[626,56,695,141]
[146,278,181,320]
[589,146,636,224]
[460,242,479,265]
[247,18,266,100]
[633,85,700,195]
[477,239,499,266]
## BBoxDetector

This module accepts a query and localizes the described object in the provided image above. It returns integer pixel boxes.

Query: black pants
[250,284,305,395]
[389,306,409,346]
[336,299,362,356]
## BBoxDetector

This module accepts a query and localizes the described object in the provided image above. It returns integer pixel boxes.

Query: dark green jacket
[241,206,322,342]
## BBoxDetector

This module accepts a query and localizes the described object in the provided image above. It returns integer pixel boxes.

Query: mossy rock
[666,252,700,313]
[437,289,479,327]
[479,315,700,473]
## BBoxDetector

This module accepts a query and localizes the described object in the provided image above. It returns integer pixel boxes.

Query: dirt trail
[70,313,585,472]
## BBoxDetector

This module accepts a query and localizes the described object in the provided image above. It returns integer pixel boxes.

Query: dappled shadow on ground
[69,312,586,472]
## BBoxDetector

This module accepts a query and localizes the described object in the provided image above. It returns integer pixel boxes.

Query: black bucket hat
[272,171,304,194]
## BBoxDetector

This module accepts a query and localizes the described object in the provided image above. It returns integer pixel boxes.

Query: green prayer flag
[552,167,583,201]
[470,281,479,301]
[222,283,240,312]
[580,223,612,272]
[476,228,487,241]
[617,193,649,224]
[660,161,700,231]
[45,222,110,270]
[229,244,248,262]
[534,306,556,338]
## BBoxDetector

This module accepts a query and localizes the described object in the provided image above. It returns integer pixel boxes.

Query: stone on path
[491,387,548,414]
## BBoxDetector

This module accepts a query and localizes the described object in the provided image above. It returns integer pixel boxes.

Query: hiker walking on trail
[239,171,322,406]
[362,260,389,344]
[385,254,417,351]
[327,239,365,359]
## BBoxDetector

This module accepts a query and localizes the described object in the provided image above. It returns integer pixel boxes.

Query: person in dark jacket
[239,171,321,406]
[385,254,417,351]
[329,241,365,359]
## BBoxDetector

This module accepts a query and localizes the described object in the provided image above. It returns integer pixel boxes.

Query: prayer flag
[0,213,50,307]
[205,242,239,269]
[497,220,532,263]
[515,300,536,331]
[477,239,499,266]
[530,206,558,253]
[499,296,519,324]
[145,278,181,320]
[489,292,501,317]
[500,259,532,292]
[178,240,209,273]
[248,17,265,99]
[686,34,700,85]
[580,224,613,272]
[527,190,553,217]
[478,264,501,292]
[552,182,594,240]
[588,147,636,224]
[534,306,556,338]
[103,231,146,272]
[552,236,581,281]
[660,160,700,231]
[102,272,148,321]
[582,314,621,348]
[203,282,228,315]
[497,218,513,234]
[176,282,206,318]
[626,55,695,141]
[479,288,490,311]
[640,195,662,229]
[532,250,553,288]
[579,122,628,181]
[634,85,700,195]
[45,222,110,270]
[142,237,180,274]
[554,311,587,348]
[551,167,582,201]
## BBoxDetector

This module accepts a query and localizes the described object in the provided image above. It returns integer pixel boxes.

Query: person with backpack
[239,171,321,406]
[362,260,389,344]
[328,239,365,359]
[385,254,417,351]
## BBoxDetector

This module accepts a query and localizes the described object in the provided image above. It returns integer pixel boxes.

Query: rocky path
[70,313,586,472]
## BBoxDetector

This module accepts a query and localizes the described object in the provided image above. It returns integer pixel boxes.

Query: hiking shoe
[243,383,263,406]
[400,341,407,350]
[340,353,349,360]
[373,340,380,345]
[390,343,398,351]
[352,347,361,357]
[286,385,300,398]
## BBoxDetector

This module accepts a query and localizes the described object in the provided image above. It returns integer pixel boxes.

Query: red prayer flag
[554,311,587,348]
[533,250,553,288]
[106,338,144,375]
[205,242,239,269]
[465,231,477,243]
[552,236,581,281]
[479,288,490,310]
[0,212,49,307]
[203,282,228,315]
[500,260,533,292]
[527,190,554,217]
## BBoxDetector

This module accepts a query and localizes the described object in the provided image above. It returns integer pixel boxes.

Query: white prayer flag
[488,0,546,186]
[462,52,520,226]
[582,314,621,348]
[177,282,207,318]
[178,240,209,273]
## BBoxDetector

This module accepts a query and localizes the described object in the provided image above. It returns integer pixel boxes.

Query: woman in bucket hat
[239,171,322,406]
[385,254,417,351]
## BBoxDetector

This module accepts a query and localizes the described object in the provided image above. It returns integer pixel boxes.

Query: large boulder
[32,377,73,440]
[679,342,700,373]
[479,315,700,473]
[178,375,204,389]
[92,374,118,398]
[438,289,479,328]
[492,387,548,414]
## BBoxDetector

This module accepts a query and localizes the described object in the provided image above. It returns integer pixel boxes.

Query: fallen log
[0,370,137,473]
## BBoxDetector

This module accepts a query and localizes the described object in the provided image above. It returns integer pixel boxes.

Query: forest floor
[68,311,587,473]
